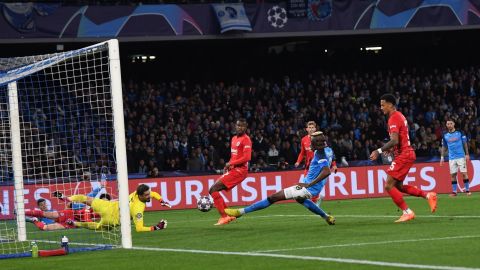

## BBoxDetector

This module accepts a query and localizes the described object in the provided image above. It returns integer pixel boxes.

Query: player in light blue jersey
[225,132,335,225]
[440,120,471,196]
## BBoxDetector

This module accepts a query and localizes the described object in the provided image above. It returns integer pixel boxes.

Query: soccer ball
[267,6,288,28]
[197,196,213,212]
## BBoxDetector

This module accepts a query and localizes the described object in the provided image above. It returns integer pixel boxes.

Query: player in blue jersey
[440,120,471,196]
[225,131,335,225]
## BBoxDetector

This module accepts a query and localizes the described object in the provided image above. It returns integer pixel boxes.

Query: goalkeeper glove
[152,219,167,231]
[52,191,65,200]
[160,200,172,208]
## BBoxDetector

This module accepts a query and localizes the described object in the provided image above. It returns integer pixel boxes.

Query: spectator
[137,159,148,174]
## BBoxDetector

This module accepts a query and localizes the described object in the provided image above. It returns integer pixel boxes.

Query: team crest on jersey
[236,142,241,146]
[318,159,327,163]
[136,213,142,220]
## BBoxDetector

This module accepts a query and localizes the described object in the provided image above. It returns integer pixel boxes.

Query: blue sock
[464,179,470,192]
[452,181,457,193]
[302,199,327,218]
[244,199,272,214]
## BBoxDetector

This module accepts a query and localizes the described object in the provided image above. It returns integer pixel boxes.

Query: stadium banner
[211,3,252,33]
[286,0,307,18]
[1,161,479,218]
[0,1,479,39]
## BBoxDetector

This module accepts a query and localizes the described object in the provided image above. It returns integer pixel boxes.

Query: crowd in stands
[123,66,480,176]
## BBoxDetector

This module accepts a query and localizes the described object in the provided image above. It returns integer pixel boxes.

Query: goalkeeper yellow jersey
[129,191,162,232]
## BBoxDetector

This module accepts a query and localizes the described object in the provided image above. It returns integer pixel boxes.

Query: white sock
[403,208,413,214]
[239,208,245,215]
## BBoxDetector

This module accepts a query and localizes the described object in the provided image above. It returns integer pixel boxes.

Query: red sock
[25,209,44,217]
[311,195,319,203]
[211,192,227,218]
[387,187,408,211]
[402,185,427,198]
[33,221,46,230]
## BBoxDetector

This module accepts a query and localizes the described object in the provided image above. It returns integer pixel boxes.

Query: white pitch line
[167,214,480,224]
[130,245,480,270]
[255,234,480,253]
[249,214,480,219]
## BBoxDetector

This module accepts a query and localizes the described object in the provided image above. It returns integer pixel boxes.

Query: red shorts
[218,167,248,190]
[387,151,416,181]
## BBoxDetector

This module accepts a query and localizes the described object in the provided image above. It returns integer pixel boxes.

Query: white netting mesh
[0,42,122,257]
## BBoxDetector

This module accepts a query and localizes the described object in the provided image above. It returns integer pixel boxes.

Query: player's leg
[225,189,287,218]
[210,169,246,225]
[297,198,335,225]
[449,159,459,196]
[459,158,471,195]
[297,181,335,225]
[385,176,415,222]
[450,173,458,196]
[209,180,228,218]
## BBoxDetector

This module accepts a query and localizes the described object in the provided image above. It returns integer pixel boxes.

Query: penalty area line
[130,245,479,270]
[256,234,480,253]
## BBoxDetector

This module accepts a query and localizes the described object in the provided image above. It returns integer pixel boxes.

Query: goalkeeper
[53,184,170,232]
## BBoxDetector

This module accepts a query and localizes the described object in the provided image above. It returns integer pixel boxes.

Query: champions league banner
[1,162,479,218]
[0,1,479,39]
[211,3,252,33]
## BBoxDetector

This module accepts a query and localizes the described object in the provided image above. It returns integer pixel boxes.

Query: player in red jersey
[370,94,437,223]
[295,121,337,204]
[209,118,252,226]
[295,121,317,170]
[25,193,111,230]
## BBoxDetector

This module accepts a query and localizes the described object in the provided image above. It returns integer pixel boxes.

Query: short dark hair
[136,184,150,196]
[237,118,247,125]
[37,198,46,205]
[380,93,397,106]
[99,193,111,200]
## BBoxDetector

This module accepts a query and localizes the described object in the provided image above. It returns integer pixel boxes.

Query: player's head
[235,118,248,135]
[306,121,317,135]
[136,184,151,203]
[446,120,455,132]
[37,198,48,211]
[310,131,327,151]
[380,93,397,115]
[99,193,111,201]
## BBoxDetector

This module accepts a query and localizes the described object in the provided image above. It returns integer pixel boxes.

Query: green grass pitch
[1,194,479,270]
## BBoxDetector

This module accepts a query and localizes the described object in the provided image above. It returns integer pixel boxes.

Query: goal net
[0,39,131,259]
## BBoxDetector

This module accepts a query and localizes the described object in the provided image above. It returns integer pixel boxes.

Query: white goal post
[0,39,131,258]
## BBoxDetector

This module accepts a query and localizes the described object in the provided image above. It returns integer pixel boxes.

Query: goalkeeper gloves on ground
[152,219,167,231]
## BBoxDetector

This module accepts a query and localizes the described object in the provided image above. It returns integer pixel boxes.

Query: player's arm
[462,133,470,161]
[295,141,306,167]
[330,151,337,173]
[132,210,167,232]
[299,166,331,188]
[151,191,171,208]
[132,211,155,232]
[370,132,398,160]
[440,135,447,165]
